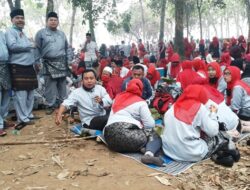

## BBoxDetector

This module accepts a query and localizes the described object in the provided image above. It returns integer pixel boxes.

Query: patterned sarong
[104,122,147,153]
[10,64,38,91]
[43,56,69,79]
[0,63,11,90]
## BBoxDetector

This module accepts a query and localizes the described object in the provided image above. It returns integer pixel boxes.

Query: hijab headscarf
[112,79,144,113]
[174,85,208,124]
[225,66,250,105]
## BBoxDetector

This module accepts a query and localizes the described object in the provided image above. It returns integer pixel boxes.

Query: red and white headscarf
[174,85,208,124]
[225,66,250,105]
[112,79,144,113]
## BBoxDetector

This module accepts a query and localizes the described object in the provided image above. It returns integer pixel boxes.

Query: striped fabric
[10,64,38,91]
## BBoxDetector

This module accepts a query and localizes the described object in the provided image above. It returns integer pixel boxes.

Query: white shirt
[120,66,129,78]
[162,105,219,162]
[84,41,98,62]
[106,101,155,129]
[62,85,112,125]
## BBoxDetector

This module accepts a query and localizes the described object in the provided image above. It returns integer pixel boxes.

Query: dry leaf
[25,187,48,190]
[147,173,163,177]
[57,170,70,180]
[1,170,14,175]
[52,155,64,169]
[154,176,171,186]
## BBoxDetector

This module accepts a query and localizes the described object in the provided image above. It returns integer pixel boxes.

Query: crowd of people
[1,8,250,167]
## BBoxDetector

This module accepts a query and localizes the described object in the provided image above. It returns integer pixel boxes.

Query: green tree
[71,0,117,42]
[46,0,54,16]
[7,0,21,10]
[174,0,184,58]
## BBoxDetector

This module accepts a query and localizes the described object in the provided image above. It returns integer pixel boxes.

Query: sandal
[14,122,27,130]
[0,129,7,136]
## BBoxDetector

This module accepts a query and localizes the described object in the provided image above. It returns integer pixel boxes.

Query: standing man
[35,12,71,115]
[0,31,11,136]
[5,9,38,129]
[83,33,98,70]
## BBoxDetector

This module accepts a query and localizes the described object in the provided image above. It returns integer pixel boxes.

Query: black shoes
[141,155,164,167]
[211,148,240,167]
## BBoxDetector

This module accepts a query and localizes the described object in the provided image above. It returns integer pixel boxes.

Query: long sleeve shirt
[0,31,9,62]
[106,101,155,129]
[231,85,250,112]
[62,85,112,125]
[162,105,219,162]
[122,77,153,101]
[35,28,70,62]
[5,27,35,65]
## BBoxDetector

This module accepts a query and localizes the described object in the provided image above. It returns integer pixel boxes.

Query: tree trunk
[69,4,77,46]
[88,0,96,42]
[220,16,223,39]
[187,17,189,39]
[245,0,250,41]
[139,0,145,42]
[174,0,184,58]
[7,0,21,10]
[159,0,167,41]
[46,0,54,16]
[15,0,21,9]
[197,0,203,40]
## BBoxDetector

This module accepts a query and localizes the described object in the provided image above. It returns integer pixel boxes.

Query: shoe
[141,155,164,167]
[46,107,55,115]
[29,116,42,120]
[211,153,234,167]
[0,129,7,136]
[4,121,15,129]
[14,122,27,130]
[24,120,35,125]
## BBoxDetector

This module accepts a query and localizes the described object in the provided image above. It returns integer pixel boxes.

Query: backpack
[153,91,174,114]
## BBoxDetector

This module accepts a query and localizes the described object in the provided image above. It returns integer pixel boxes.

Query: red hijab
[207,62,222,88]
[212,37,219,47]
[220,52,231,67]
[112,79,144,113]
[147,65,161,86]
[169,53,181,78]
[174,85,208,124]
[177,60,200,90]
[225,66,250,105]
[203,84,224,104]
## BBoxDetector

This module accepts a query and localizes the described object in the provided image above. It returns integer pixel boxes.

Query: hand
[209,105,218,113]
[34,64,41,73]
[94,96,102,104]
[55,112,63,126]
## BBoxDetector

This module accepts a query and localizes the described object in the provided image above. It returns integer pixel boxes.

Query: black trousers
[83,114,109,131]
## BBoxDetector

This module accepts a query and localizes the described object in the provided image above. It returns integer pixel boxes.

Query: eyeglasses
[223,72,231,76]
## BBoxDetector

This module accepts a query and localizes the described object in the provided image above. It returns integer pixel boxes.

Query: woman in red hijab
[220,52,231,71]
[207,62,227,93]
[162,85,238,166]
[162,85,217,161]
[166,53,181,79]
[177,60,200,90]
[209,36,220,59]
[104,79,163,166]
[224,66,250,132]
[146,65,161,89]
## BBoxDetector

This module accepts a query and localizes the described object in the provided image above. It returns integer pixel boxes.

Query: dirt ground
[0,110,250,190]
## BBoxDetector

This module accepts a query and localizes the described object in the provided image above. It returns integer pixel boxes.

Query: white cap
[103,66,113,74]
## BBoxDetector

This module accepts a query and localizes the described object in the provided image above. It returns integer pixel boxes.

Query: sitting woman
[104,79,163,166]
[207,62,227,93]
[101,66,123,100]
[161,85,237,164]
[224,66,250,132]
[176,60,200,90]
[146,65,161,89]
